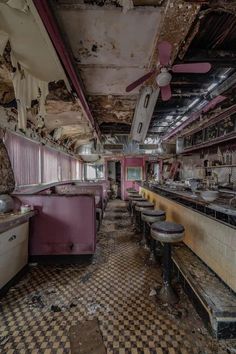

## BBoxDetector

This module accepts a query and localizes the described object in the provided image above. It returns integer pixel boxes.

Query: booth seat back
[76,180,110,206]
[54,184,104,210]
[14,194,96,256]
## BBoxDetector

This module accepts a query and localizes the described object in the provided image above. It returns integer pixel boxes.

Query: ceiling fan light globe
[156,71,172,87]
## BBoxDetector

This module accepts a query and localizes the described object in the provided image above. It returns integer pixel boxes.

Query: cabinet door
[0,222,29,288]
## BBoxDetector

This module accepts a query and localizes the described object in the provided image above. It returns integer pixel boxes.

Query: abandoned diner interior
[0,0,236,353]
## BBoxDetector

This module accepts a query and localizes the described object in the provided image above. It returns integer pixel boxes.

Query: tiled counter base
[172,244,236,339]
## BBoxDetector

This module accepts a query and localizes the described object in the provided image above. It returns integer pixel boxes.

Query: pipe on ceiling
[33,0,101,139]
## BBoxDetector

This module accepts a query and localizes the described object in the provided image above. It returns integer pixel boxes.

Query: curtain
[5,131,81,185]
[59,153,71,181]
[5,132,40,186]
[42,146,59,183]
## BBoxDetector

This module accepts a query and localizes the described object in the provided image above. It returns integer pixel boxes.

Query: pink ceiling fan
[126,41,212,101]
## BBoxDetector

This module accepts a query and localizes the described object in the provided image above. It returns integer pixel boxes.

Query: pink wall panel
[123,157,145,200]
[105,156,146,200]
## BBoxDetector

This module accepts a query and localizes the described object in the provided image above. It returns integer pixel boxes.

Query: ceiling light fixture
[197,99,208,110]
[165,115,173,121]
[207,82,218,92]
[130,86,159,142]
[220,68,231,79]
[188,98,200,108]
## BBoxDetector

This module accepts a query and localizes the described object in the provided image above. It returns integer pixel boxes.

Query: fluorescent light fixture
[197,99,208,110]
[181,116,188,121]
[165,115,173,121]
[176,121,181,126]
[207,82,218,92]
[188,98,200,108]
[175,115,181,120]
[220,68,231,79]
[130,86,159,142]
[162,121,169,126]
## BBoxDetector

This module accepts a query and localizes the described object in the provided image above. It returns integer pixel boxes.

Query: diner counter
[139,183,236,293]
[0,211,35,234]
[141,183,236,226]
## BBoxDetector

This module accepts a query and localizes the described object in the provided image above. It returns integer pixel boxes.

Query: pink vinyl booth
[14,187,97,258]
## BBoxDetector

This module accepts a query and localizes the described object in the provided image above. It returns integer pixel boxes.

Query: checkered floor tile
[0,200,234,353]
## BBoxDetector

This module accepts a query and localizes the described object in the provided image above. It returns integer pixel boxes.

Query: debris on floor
[149,288,157,297]
[0,200,236,353]
[69,319,106,354]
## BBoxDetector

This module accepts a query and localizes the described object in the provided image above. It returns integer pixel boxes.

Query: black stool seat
[151,221,184,243]
[141,209,166,223]
[131,198,147,204]
[127,191,139,195]
[126,188,136,192]
[152,221,184,234]
[135,201,154,212]
[142,209,165,217]
[128,195,143,200]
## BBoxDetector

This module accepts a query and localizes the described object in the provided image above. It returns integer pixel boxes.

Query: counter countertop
[141,183,236,218]
[0,211,36,234]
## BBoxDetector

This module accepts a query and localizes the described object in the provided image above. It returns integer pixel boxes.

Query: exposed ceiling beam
[181,50,236,67]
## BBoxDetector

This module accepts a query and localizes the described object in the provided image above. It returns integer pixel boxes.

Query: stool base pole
[148,238,156,264]
[157,244,178,304]
[157,283,178,305]
[140,221,147,248]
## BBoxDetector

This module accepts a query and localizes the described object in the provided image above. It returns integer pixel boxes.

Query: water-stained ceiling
[50,0,165,134]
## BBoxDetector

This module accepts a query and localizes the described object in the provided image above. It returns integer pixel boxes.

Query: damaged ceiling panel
[88,95,136,125]
[0,0,96,153]
[51,2,163,131]
[148,2,236,141]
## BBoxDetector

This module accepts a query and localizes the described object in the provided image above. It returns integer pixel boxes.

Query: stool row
[126,189,185,304]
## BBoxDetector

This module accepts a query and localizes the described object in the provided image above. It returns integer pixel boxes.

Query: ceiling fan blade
[172,63,211,73]
[125,70,156,92]
[158,41,172,66]
[160,84,171,101]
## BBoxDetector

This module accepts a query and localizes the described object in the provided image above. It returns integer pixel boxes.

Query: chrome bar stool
[127,195,144,217]
[141,209,166,261]
[130,197,147,222]
[126,188,136,193]
[134,201,154,233]
[151,221,185,304]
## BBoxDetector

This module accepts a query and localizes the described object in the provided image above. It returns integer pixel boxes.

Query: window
[41,147,59,183]
[5,132,40,186]
[5,131,82,186]
[85,163,104,180]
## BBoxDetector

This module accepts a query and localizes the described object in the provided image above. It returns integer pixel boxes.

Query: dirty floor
[0,200,236,354]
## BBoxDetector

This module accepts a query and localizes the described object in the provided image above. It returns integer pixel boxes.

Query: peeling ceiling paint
[52,3,163,128]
